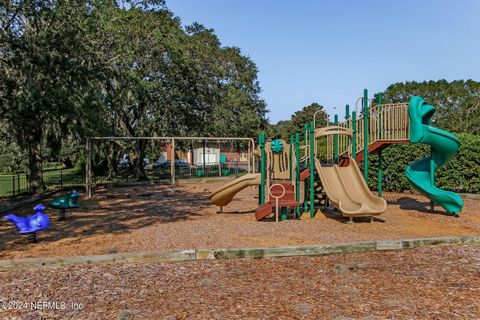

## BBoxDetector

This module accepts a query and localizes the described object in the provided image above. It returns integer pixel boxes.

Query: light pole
[355,97,363,114]
[313,109,330,129]
[355,97,374,114]
[313,107,334,156]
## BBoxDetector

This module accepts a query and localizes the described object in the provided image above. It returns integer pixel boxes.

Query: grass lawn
[0,164,244,197]
[0,168,83,197]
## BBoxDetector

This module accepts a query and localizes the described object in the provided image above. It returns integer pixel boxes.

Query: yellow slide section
[209,173,261,207]
[314,158,386,217]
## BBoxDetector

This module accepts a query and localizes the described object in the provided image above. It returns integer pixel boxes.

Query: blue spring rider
[3,204,51,243]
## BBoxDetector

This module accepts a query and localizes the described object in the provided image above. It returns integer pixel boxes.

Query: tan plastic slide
[314,158,386,217]
[209,173,261,207]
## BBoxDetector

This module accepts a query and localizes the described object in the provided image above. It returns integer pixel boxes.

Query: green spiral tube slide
[404,96,463,213]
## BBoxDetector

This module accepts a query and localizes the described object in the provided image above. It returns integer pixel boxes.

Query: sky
[166,0,480,123]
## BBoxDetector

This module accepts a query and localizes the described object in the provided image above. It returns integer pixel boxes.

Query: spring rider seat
[3,204,51,243]
[49,190,80,220]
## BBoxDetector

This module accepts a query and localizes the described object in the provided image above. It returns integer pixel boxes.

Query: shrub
[366,133,480,193]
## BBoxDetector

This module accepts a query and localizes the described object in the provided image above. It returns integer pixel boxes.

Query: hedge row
[364,133,480,194]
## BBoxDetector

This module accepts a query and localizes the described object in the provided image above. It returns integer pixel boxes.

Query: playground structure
[314,126,387,220]
[210,89,463,221]
[253,137,310,221]
[405,96,463,214]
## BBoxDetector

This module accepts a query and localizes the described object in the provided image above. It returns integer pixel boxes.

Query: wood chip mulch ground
[0,244,479,319]
[0,181,479,259]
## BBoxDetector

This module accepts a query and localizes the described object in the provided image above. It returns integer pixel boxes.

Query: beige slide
[209,173,261,207]
[314,158,386,217]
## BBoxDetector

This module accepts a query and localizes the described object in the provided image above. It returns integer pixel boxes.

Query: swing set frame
[85,136,256,198]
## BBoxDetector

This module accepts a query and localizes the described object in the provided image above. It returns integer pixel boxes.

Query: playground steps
[339,157,350,167]
[269,180,296,200]
[256,181,300,221]
[255,200,301,221]
[355,140,409,163]
[299,168,310,181]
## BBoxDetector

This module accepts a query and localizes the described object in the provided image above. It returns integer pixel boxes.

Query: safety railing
[326,103,410,160]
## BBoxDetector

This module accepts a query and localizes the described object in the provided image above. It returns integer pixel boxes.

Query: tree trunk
[28,136,44,193]
[107,143,118,179]
[134,139,146,180]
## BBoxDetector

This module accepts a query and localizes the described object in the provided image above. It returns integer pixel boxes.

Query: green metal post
[304,183,308,212]
[303,123,308,161]
[281,207,287,221]
[259,132,266,205]
[363,89,369,182]
[352,111,357,158]
[345,106,351,157]
[303,123,309,213]
[309,121,315,218]
[334,114,339,164]
[378,93,383,139]
[289,135,293,181]
[295,133,300,218]
[377,92,383,197]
